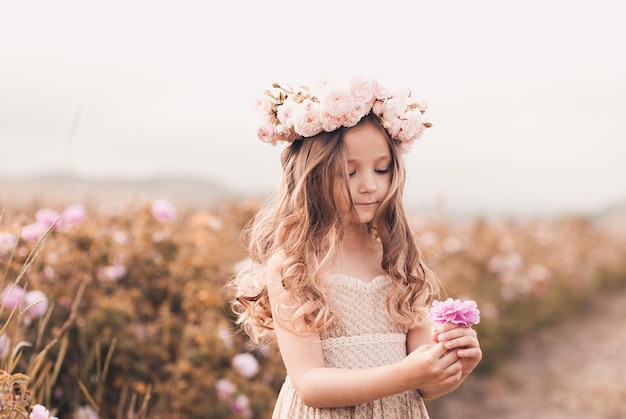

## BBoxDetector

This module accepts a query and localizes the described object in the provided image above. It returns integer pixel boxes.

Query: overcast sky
[1,0,624,217]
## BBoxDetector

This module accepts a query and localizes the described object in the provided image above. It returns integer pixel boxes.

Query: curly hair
[228,113,440,344]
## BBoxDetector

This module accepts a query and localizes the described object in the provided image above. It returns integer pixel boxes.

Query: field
[1,180,625,418]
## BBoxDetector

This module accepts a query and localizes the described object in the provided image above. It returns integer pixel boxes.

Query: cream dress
[272,274,430,418]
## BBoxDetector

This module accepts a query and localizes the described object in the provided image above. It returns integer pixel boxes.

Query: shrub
[1,199,625,418]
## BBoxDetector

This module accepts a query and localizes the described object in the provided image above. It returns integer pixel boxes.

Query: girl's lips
[356,202,377,206]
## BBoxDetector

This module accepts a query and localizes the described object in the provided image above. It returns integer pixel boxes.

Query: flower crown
[255,77,431,152]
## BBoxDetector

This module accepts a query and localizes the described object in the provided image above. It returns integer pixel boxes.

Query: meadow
[1,193,625,418]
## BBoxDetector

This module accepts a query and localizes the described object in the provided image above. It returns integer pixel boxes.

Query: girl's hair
[229,113,440,344]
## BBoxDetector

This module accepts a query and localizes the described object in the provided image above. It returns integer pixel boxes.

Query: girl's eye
[348,171,356,177]
[375,168,390,174]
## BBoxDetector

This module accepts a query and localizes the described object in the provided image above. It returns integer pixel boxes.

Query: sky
[0,0,625,217]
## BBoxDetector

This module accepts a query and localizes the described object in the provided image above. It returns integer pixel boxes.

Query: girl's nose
[358,174,377,194]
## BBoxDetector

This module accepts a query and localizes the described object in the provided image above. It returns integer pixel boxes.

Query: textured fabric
[272,274,430,418]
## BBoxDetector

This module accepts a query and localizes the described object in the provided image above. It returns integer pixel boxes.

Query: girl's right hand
[401,342,463,397]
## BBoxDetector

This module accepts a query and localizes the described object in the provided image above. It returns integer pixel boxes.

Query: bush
[1,199,625,418]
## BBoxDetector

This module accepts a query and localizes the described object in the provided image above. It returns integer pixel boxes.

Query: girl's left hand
[431,323,482,376]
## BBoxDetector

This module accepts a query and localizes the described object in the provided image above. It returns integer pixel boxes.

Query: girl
[230,77,481,418]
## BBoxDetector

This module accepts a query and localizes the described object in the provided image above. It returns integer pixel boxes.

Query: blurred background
[1,0,624,218]
[1,1,625,418]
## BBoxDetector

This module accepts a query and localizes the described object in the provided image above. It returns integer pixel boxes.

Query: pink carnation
[428,298,480,327]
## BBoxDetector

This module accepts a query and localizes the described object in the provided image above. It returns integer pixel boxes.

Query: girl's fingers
[437,327,477,344]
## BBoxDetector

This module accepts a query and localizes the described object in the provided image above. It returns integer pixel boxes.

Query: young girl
[230,77,482,418]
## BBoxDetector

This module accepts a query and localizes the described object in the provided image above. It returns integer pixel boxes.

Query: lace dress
[271,274,430,418]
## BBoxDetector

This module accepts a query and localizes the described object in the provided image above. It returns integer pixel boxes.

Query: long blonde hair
[229,113,439,343]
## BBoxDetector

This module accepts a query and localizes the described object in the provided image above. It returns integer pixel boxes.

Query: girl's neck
[326,224,385,282]
[341,224,374,248]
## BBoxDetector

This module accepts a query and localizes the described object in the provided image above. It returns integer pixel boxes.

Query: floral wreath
[254,77,431,152]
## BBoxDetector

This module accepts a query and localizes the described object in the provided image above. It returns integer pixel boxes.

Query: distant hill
[0,174,241,209]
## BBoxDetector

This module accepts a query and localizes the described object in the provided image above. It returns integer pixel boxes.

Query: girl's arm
[267,281,464,408]
[407,322,482,399]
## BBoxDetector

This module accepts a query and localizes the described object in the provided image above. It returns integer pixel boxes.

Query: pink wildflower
[20,222,47,242]
[231,352,259,378]
[35,208,60,229]
[0,232,17,254]
[62,204,87,226]
[428,298,481,328]
[215,378,236,401]
[230,394,252,418]
[1,285,25,309]
[151,198,177,222]
[73,406,99,419]
[30,404,58,419]
[97,262,127,282]
[24,290,49,318]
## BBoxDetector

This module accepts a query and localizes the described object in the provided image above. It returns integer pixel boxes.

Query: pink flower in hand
[428,298,480,328]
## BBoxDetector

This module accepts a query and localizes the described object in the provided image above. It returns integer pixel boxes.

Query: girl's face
[335,120,392,224]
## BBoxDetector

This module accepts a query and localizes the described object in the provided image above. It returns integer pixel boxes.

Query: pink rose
[256,122,277,144]
[343,102,369,128]
[276,98,296,127]
[320,86,353,118]
[293,104,323,138]
[254,94,275,115]
[371,100,384,116]
[428,298,481,328]
[349,78,375,103]
[321,113,344,132]
[372,79,391,100]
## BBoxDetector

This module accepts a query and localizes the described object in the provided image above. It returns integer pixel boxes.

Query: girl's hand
[401,342,463,394]
[432,323,482,376]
